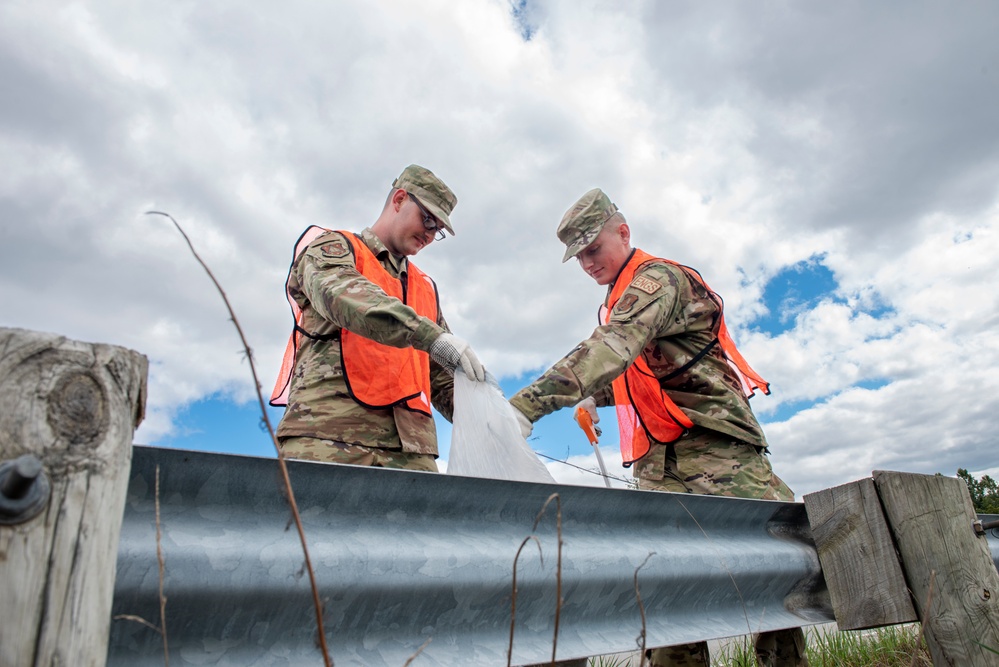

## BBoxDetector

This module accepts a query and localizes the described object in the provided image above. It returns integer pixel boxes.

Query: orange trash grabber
[574,405,612,488]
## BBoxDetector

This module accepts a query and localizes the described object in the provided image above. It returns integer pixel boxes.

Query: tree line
[957,468,999,513]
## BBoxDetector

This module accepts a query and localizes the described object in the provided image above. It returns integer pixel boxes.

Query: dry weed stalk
[633,495,776,664]
[507,492,565,667]
[633,552,655,667]
[147,211,332,666]
[112,614,161,633]
[155,465,169,666]
[536,451,633,487]
[508,535,544,667]
[402,636,433,666]
[671,495,754,636]
[113,465,170,666]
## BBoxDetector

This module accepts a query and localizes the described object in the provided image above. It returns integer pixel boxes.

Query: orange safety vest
[270,227,439,416]
[600,249,770,466]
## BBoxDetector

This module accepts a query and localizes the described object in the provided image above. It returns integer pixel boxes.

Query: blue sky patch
[759,378,890,424]
[752,255,839,335]
[854,378,890,392]
[154,370,613,482]
[509,0,536,41]
[857,297,895,322]
[757,396,817,425]
[155,394,281,458]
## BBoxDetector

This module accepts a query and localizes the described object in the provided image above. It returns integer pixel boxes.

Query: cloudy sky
[2,0,997,497]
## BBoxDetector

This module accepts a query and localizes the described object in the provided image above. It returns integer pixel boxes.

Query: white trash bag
[447,370,555,483]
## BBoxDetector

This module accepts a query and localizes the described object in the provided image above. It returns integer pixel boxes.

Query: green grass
[804,625,931,667]
[711,625,931,667]
[588,656,633,667]
[588,625,934,667]
[711,635,757,667]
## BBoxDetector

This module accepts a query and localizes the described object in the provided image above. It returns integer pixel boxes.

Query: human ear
[391,188,407,211]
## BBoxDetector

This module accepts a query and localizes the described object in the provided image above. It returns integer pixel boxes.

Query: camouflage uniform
[275,226,454,470]
[510,189,807,667]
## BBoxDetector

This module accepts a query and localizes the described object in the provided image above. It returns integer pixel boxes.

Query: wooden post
[873,470,999,666]
[0,327,147,667]
[803,478,917,629]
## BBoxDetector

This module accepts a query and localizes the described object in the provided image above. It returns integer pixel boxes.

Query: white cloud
[2,0,998,496]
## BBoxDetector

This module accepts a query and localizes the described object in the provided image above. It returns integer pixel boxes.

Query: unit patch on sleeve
[615,293,640,314]
[320,239,350,259]
[630,275,662,295]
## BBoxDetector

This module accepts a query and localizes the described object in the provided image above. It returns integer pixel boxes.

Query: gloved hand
[429,332,486,382]
[512,405,534,439]
[573,396,601,437]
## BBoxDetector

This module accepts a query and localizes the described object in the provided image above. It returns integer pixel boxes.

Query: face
[382,190,443,257]
[575,221,632,285]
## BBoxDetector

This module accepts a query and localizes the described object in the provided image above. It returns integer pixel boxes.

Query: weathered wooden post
[874,470,999,666]
[803,478,917,630]
[806,471,999,665]
[0,327,147,667]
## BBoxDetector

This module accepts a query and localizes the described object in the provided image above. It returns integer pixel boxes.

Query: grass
[589,655,635,667]
[590,625,933,667]
[803,625,931,667]
[712,625,931,667]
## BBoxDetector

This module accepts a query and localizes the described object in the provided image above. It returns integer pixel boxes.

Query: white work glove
[573,396,601,437]
[512,405,534,439]
[429,332,486,382]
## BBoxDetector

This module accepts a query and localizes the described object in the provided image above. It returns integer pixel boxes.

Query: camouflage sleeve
[591,383,615,408]
[509,264,682,422]
[296,232,444,352]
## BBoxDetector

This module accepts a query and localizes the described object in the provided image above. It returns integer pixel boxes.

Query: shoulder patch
[615,293,640,314]
[630,275,662,295]
[320,239,350,259]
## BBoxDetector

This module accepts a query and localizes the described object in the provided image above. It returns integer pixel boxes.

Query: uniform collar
[360,227,407,274]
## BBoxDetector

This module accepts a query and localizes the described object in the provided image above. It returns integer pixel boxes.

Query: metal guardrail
[107,447,999,666]
[981,513,999,571]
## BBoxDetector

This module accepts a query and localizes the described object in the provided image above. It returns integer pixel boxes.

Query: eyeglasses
[408,193,446,241]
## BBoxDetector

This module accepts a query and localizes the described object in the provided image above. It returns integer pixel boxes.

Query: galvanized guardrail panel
[108,446,899,665]
[981,513,999,569]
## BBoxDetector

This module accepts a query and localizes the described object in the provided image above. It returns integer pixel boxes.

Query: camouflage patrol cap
[557,188,619,262]
[393,164,457,235]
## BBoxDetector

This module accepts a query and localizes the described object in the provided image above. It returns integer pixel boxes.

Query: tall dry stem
[155,465,169,666]
[532,493,564,666]
[507,492,565,667]
[112,464,171,666]
[633,552,654,667]
[508,536,544,667]
[671,495,754,636]
[147,211,332,666]
[402,636,433,666]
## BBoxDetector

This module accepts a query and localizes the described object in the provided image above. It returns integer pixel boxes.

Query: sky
[2,0,998,497]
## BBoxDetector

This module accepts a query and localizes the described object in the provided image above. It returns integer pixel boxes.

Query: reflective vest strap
[626,359,693,432]
[603,249,694,462]
[269,226,334,407]
[340,240,437,415]
[717,320,770,397]
[662,259,770,397]
[613,394,647,467]
[269,328,301,407]
[611,360,691,464]
[401,268,438,414]
[603,248,770,462]
[613,250,770,396]
[269,228,439,415]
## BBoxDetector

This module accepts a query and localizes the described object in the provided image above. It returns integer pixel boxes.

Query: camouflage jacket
[510,252,768,449]
[275,228,454,454]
